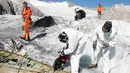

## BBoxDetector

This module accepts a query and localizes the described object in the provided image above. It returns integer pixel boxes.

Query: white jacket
[62,28,87,73]
[62,28,85,55]
[93,25,117,48]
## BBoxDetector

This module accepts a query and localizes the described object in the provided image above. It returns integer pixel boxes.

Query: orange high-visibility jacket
[97,5,102,13]
[22,7,32,20]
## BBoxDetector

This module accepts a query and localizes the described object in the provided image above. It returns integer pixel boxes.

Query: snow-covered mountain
[29,0,97,20]
[101,4,130,21]
[0,0,44,16]
[0,0,130,73]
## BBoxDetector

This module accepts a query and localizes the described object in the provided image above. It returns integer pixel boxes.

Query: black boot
[78,67,81,73]
[88,63,98,68]
[94,63,98,68]
[20,36,26,40]
[27,36,31,41]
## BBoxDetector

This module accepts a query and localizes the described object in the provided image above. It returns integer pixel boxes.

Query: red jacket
[97,5,102,13]
[22,7,32,20]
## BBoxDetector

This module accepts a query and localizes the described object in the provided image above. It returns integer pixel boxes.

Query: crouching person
[88,21,117,73]
[58,28,88,73]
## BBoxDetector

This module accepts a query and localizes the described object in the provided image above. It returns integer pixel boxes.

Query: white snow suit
[92,25,117,73]
[62,28,88,73]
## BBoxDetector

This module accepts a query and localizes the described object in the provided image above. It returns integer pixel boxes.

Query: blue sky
[40,0,130,8]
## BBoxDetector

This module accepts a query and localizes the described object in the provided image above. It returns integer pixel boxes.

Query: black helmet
[58,32,68,43]
[23,2,28,5]
[103,21,112,32]
[75,9,86,20]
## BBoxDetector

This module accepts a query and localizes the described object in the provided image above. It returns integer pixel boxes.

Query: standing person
[88,21,117,73]
[97,4,102,19]
[20,2,32,41]
[58,28,88,73]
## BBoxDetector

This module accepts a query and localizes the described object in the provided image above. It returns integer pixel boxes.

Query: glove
[61,50,65,56]
[22,17,25,21]
[93,40,97,50]
[102,43,109,49]
[63,46,68,50]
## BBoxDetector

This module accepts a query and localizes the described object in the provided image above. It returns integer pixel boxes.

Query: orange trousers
[21,19,31,40]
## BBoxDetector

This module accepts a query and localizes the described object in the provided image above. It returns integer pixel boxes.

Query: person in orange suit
[97,4,102,19]
[20,2,32,41]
